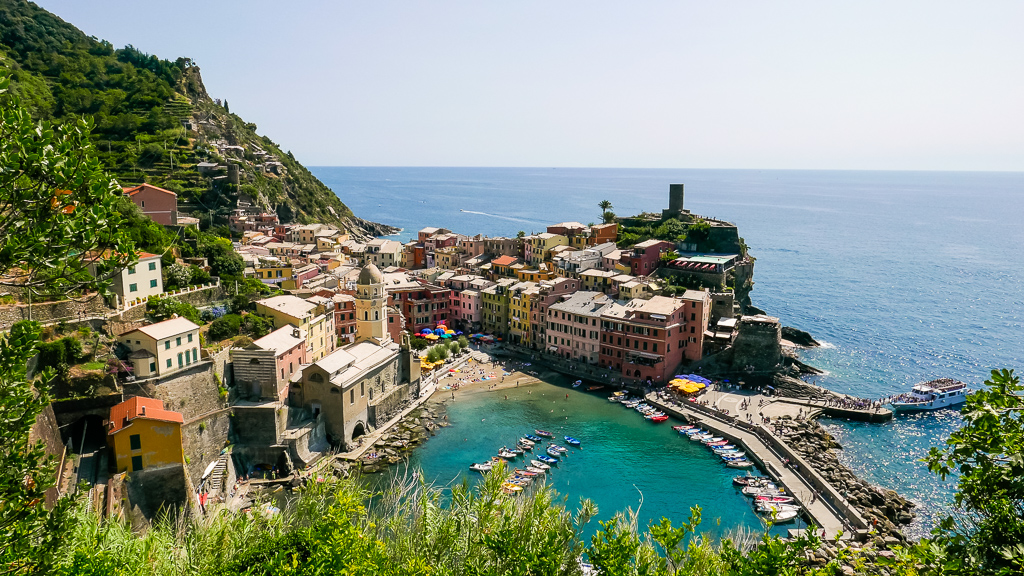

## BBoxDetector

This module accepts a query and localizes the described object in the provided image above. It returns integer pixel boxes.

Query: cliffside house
[118,317,202,379]
[231,326,308,401]
[87,251,164,307]
[123,184,178,226]
[255,295,336,362]
[106,397,185,473]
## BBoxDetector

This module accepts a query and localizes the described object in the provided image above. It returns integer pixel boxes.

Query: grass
[79,361,106,371]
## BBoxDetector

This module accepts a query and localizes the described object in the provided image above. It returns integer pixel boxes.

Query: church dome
[358,263,384,285]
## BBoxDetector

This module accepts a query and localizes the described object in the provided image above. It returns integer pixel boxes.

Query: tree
[201,237,243,278]
[165,262,191,289]
[208,314,241,341]
[516,230,526,238]
[602,211,617,224]
[598,199,613,220]
[926,369,1024,574]
[0,74,135,297]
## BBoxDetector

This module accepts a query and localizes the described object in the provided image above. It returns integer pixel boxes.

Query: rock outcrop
[355,404,449,474]
[782,326,820,347]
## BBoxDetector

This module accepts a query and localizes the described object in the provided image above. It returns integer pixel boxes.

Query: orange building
[106,397,184,473]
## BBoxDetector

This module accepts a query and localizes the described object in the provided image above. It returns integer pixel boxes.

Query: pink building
[529,277,578,349]
[622,239,675,277]
[250,326,308,401]
[123,184,178,226]
[545,291,614,364]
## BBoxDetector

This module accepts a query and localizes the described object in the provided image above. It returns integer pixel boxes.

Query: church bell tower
[355,263,389,345]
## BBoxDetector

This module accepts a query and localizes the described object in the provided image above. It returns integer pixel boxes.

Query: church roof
[358,263,384,285]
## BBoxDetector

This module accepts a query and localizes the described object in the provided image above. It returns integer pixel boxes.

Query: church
[288,263,421,449]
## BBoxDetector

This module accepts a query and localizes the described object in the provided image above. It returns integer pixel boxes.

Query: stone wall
[230,348,276,399]
[181,410,231,485]
[128,361,224,422]
[0,294,112,331]
[29,403,68,506]
[124,463,190,522]
[231,404,283,446]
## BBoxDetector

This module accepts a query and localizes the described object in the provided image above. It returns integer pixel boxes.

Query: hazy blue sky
[37,1,1024,170]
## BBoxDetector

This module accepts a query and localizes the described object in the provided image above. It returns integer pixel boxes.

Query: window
[148,262,156,271]
[350,390,355,404]
[167,358,172,368]
[187,334,193,343]
[131,455,143,471]
[129,434,141,450]
[193,349,199,362]
[150,279,158,288]
[128,266,136,275]
[149,361,156,372]
[176,337,181,346]
[178,353,183,367]
[129,283,138,292]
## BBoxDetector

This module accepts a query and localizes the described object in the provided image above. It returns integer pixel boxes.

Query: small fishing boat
[742,483,780,496]
[712,446,740,454]
[509,446,524,455]
[502,483,523,494]
[759,507,799,522]
[721,454,747,461]
[519,437,535,447]
[681,428,706,435]
[755,495,795,504]
[707,440,731,447]
[548,444,568,453]
[718,451,746,459]
[701,437,725,444]
[530,459,551,470]
[515,468,537,477]
[609,392,627,402]
[672,424,696,431]
[537,454,558,464]
[535,430,554,438]
[517,442,533,451]
[644,412,666,419]
[497,449,517,460]
[546,447,562,458]
[573,380,582,388]
[526,466,546,474]
[469,462,492,472]
[650,415,669,422]
[564,436,581,447]
[587,385,604,391]
[732,474,762,486]
[525,434,543,442]
[756,502,801,514]
[690,433,713,441]
[727,460,755,468]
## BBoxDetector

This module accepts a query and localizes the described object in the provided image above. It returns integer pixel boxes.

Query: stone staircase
[207,454,228,494]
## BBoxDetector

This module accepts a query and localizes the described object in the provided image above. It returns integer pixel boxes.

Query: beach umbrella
[456,331,464,336]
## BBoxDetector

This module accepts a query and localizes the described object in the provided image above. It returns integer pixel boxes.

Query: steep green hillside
[0,0,395,237]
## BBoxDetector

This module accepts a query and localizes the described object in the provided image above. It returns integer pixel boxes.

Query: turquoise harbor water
[314,167,1024,536]
[392,378,796,539]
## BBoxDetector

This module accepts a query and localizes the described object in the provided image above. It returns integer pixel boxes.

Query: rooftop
[124,317,199,341]
[549,291,614,316]
[257,295,318,319]
[107,397,183,435]
[252,326,306,356]
[492,255,519,266]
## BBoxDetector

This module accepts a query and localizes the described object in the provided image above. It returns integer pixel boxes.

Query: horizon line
[306,165,1024,174]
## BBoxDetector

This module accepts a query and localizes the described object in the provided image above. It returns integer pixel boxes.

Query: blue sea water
[313,167,1024,537]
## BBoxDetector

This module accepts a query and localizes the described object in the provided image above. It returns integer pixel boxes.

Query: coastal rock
[782,326,820,347]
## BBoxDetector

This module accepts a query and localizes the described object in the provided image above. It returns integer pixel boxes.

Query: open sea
[312,167,1024,538]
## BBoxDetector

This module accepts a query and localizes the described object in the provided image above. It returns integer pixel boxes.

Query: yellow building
[253,263,293,285]
[516,265,556,283]
[106,397,184,473]
[256,295,336,362]
[528,233,568,266]
[508,281,537,347]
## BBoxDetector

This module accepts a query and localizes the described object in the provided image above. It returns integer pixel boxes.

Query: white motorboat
[890,378,970,413]
[727,460,755,468]
[469,462,492,472]
[548,444,568,453]
[742,483,781,496]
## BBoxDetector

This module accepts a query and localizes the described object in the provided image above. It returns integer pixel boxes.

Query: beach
[426,354,560,402]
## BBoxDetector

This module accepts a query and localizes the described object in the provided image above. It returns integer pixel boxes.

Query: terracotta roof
[123,184,177,198]
[492,255,519,266]
[107,397,183,435]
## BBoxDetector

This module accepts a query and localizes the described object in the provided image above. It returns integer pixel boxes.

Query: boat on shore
[889,378,971,413]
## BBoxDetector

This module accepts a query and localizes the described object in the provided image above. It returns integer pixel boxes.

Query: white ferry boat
[890,378,970,413]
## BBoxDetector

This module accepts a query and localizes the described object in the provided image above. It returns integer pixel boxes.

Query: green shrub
[37,340,66,370]
[61,337,83,363]
[208,314,241,341]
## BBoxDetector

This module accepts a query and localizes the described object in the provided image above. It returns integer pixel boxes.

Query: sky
[36,1,1024,171]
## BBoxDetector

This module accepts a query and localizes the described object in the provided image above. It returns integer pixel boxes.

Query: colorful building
[256,295,336,362]
[528,233,569,266]
[622,239,675,277]
[508,281,538,347]
[545,291,614,364]
[481,278,516,336]
[106,397,184,473]
[118,317,201,379]
[490,255,521,278]
[123,184,178,226]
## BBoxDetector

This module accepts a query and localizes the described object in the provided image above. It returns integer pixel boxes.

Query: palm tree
[598,199,613,213]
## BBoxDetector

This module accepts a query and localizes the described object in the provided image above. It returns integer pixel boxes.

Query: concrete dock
[645,392,869,539]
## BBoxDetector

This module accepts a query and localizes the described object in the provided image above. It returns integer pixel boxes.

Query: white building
[118,317,201,378]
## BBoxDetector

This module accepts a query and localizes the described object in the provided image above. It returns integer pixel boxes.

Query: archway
[634,369,641,378]
[351,421,367,442]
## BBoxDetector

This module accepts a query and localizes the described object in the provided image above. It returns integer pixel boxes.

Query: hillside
[0,0,396,239]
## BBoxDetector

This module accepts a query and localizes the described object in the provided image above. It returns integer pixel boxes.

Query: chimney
[141,405,147,415]
[293,328,301,338]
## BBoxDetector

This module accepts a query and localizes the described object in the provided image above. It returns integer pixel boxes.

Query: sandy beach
[426,355,564,404]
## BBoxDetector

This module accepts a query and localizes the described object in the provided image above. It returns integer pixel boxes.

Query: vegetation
[599,200,616,224]
[207,313,272,341]
[146,295,202,324]
[0,0,361,230]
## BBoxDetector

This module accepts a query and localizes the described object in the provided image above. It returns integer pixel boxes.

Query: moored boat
[546,447,562,458]
[548,444,568,453]
[701,436,725,444]
[535,429,554,438]
[564,436,581,447]
[755,495,795,504]
[519,437,535,447]
[889,378,971,413]
[515,468,537,477]
[650,415,669,422]
[497,449,517,460]
[526,466,546,474]
[732,474,763,486]
[727,460,755,468]
[530,459,550,470]
[526,434,543,442]
[537,454,558,464]
[469,462,492,472]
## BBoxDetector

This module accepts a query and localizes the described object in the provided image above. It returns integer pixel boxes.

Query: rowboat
[726,460,755,468]
[690,433,713,441]
[755,495,795,504]
[497,449,517,460]
[548,444,568,453]
[742,483,781,496]
[545,447,562,458]
[525,434,543,442]
[644,412,666,419]
[756,502,801,514]
[718,451,746,459]
[526,466,546,474]
[514,468,537,477]
[517,442,533,451]
[535,430,553,438]
[469,462,492,472]
[573,380,582,388]
[587,385,604,391]
[672,425,696,431]
[537,454,558,464]
[530,459,550,470]
[650,415,669,422]
[519,438,535,447]
[732,474,762,486]
[564,436,581,447]
[701,437,725,444]
[707,441,731,447]
[502,483,523,493]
